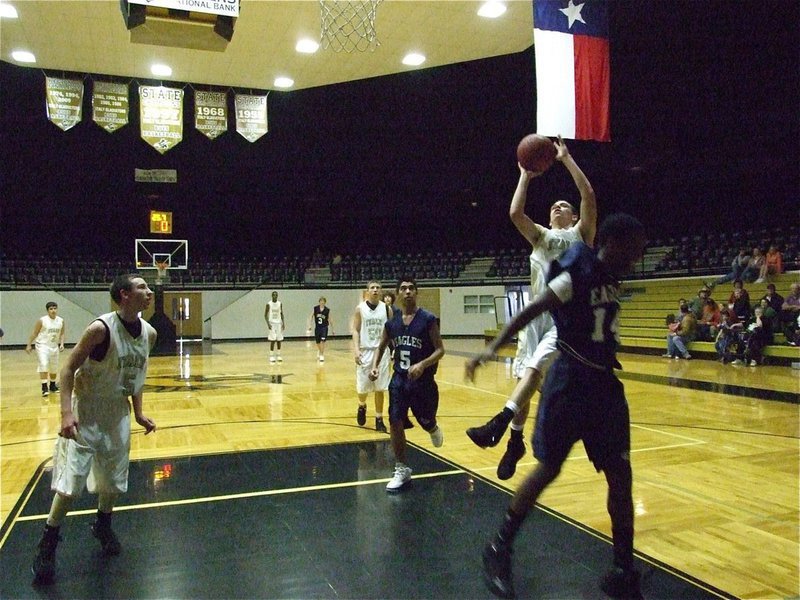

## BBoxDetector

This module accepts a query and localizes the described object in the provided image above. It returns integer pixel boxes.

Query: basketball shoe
[497,433,525,480]
[429,425,444,447]
[31,525,60,584]
[599,566,642,600]
[466,409,512,448]
[356,405,366,426]
[482,538,515,599]
[386,464,412,492]
[375,417,387,433]
[92,519,121,556]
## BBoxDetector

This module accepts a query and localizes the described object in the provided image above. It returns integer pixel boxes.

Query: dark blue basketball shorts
[388,375,439,431]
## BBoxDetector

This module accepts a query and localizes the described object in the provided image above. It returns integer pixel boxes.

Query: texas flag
[534,0,610,142]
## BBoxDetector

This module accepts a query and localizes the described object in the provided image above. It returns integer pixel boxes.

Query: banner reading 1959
[234,94,268,143]
[139,85,184,154]
[45,77,84,131]
[92,81,129,133]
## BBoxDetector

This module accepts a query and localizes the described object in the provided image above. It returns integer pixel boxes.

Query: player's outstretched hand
[554,135,569,161]
[518,162,543,179]
[464,352,492,383]
[135,413,157,435]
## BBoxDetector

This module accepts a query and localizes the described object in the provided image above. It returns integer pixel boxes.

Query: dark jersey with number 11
[385,308,439,383]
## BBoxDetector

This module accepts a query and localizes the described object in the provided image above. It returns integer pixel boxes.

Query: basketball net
[155,261,168,284]
[319,0,382,53]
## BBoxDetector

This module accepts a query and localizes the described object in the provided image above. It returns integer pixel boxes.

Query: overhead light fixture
[478,1,507,18]
[0,3,18,18]
[274,77,294,89]
[11,50,35,63]
[402,53,426,66]
[295,39,319,54]
[151,64,172,77]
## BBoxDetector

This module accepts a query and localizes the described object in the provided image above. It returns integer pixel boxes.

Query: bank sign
[128,0,238,17]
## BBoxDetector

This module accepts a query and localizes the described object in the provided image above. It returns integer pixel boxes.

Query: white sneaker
[269,356,276,364]
[319,355,325,362]
[386,464,412,492]
[749,359,757,366]
[429,425,444,448]
[277,356,283,362]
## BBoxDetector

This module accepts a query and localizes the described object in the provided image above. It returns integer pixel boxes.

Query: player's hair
[318,297,326,303]
[596,213,645,247]
[110,273,140,303]
[396,276,417,291]
[383,291,396,304]
[366,280,382,288]
[45,301,58,310]
[551,200,577,214]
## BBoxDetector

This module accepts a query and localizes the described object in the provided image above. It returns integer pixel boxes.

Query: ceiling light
[11,50,35,63]
[274,77,294,88]
[478,1,506,18]
[0,3,18,18]
[295,39,319,54]
[402,53,426,66]
[151,64,172,77]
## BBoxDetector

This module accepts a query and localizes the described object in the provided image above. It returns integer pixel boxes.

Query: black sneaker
[92,522,121,556]
[375,417,387,433]
[31,529,60,584]
[466,414,509,448]
[497,435,526,480]
[600,567,642,600]
[49,382,59,393]
[41,389,48,397]
[402,415,414,429]
[482,540,515,599]
[356,405,367,426]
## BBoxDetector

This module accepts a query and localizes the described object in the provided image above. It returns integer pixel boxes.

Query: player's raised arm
[509,164,546,247]
[556,136,597,246]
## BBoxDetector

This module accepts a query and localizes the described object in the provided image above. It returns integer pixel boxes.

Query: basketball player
[264,291,285,363]
[466,214,647,600]
[466,136,597,480]
[352,281,391,433]
[307,297,334,362]
[32,274,157,585]
[371,277,445,492]
[26,302,66,397]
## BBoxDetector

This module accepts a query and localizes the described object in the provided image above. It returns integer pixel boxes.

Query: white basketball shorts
[36,345,59,373]
[356,347,390,394]
[267,321,284,342]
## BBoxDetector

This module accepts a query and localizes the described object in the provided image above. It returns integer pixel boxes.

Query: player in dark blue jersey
[465,214,647,600]
[307,297,334,362]
[370,277,445,493]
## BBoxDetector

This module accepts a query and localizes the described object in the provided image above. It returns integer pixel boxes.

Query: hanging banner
[128,0,239,17]
[234,94,268,143]
[139,85,184,154]
[45,77,83,131]
[92,81,129,133]
[195,90,227,140]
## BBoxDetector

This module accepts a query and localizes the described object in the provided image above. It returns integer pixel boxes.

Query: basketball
[516,134,557,173]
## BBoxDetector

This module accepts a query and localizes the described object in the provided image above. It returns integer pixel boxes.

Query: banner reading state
[195,90,227,140]
[45,77,83,131]
[234,94,268,143]
[139,85,184,154]
[92,81,129,133]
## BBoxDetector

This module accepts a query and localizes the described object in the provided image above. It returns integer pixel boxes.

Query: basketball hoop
[155,261,169,284]
[319,0,382,53]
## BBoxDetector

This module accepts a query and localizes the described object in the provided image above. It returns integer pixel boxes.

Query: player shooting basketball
[465,135,597,480]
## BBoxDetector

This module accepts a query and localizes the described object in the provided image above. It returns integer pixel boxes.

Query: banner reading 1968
[234,94,268,143]
[45,77,84,131]
[195,91,227,140]
[92,81,129,133]
[139,85,184,154]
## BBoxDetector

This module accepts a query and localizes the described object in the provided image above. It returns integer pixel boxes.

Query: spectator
[697,297,721,341]
[688,287,710,320]
[761,283,784,315]
[664,304,696,359]
[728,280,752,322]
[741,247,764,283]
[780,282,800,344]
[757,245,783,283]
[715,307,742,363]
[740,306,772,366]
[710,248,750,287]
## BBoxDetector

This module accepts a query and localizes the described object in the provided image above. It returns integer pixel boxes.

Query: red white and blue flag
[534,0,610,142]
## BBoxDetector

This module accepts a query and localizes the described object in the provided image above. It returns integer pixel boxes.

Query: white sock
[504,400,520,414]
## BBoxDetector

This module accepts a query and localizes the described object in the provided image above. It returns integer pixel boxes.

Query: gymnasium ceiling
[0,1,535,90]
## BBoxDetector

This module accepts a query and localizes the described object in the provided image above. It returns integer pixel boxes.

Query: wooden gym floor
[1,338,797,598]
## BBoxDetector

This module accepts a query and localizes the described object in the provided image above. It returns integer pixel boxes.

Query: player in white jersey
[466,137,597,480]
[264,290,285,363]
[352,280,392,433]
[26,302,65,397]
[32,274,157,585]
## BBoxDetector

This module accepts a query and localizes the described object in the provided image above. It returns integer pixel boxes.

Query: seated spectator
[664,304,697,359]
[761,283,785,315]
[756,244,783,283]
[740,306,772,366]
[697,297,721,341]
[728,280,752,322]
[741,247,764,283]
[781,282,800,344]
[710,248,750,287]
[715,308,743,363]
[675,298,689,320]
[688,287,710,320]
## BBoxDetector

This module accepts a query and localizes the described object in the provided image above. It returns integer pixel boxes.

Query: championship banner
[128,0,238,17]
[234,94,268,143]
[92,81,129,133]
[139,85,184,154]
[195,91,227,140]
[45,77,83,131]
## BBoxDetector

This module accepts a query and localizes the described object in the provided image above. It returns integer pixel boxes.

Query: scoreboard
[150,210,173,234]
